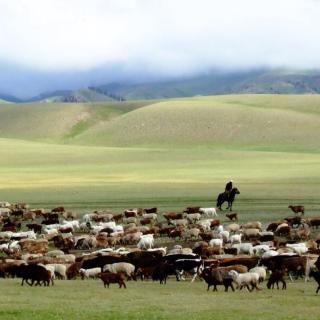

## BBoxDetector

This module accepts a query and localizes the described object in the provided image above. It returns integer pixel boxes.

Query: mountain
[0,93,21,103]
[27,88,123,103]
[93,69,320,100]
[4,68,320,102]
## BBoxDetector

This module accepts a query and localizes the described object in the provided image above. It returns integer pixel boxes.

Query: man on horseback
[216,180,240,211]
[225,180,233,196]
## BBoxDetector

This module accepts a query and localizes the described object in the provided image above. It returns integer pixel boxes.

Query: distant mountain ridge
[2,68,320,103]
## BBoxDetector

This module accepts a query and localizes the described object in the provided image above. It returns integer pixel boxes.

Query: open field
[0,94,320,320]
[0,278,319,320]
[0,95,320,219]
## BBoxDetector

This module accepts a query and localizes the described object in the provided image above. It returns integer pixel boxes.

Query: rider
[225,180,233,195]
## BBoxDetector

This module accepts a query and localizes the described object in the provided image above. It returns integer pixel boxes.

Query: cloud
[1,0,320,75]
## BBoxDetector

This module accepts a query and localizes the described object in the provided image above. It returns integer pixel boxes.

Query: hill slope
[1,95,320,152]
[71,95,320,152]
[0,101,149,142]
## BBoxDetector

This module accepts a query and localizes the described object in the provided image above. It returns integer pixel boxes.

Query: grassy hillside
[0,95,319,214]
[71,95,320,152]
[0,101,150,142]
[1,95,320,152]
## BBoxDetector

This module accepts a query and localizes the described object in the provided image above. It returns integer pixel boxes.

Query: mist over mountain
[2,67,320,103]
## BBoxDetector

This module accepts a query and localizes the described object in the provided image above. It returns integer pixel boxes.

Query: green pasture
[0,278,319,320]
[0,95,319,220]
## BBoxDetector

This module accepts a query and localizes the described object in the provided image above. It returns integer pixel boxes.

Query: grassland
[0,95,319,220]
[0,94,320,319]
[0,278,319,320]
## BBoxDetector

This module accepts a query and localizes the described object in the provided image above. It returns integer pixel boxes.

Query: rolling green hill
[2,94,317,152]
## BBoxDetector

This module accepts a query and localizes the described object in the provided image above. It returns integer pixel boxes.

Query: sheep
[228,270,260,291]
[226,212,238,221]
[199,208,218,217]
[242,228,260,240]
[45,250,65,257]
[242,221,262,231]
[230,234,241,244]
[185,213,201,224]
[171,219,189,228]
[197,219,212,232]
[61,220,80,230]
[249,266,267,282]
[267,270,286,290]
[102,262,136,279]
[286,243,308,255]
[79,267,101,280]
[209,238,223,249]
[216,225,224,233]
[98,272,127,289]
[47,263,67,279]
[123,217,138,225]
[184,228,200,240]
[275,223,291,236]
[232,243,253,255]
[137,234,154,250]
[218,230,230,243]
[252,244,272,257]
[142,213,157,220]
[39,263,55,284]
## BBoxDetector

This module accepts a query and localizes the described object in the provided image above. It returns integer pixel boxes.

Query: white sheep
[232,243,253,255]
[252,244,272,256]
[199,207,218,217]
[47,263,67,280]
[228,270,260,291]
[197,219,212,232]
[218,230,230,243]
[79,267,101,279]
[209,238,223,249]
[286,243,308,255]
[230,234,241,244]
[261,250,279,259]
[226,223,240,233]
[249,266,267,282]
[102,262,135,278]
[137,234,154,250]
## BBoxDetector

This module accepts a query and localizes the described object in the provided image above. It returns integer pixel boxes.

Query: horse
[216,188,240,211]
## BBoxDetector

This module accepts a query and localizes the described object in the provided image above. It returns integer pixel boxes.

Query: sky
[1,0,320,97]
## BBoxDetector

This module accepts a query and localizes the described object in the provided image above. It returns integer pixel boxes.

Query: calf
[98,272,126,288]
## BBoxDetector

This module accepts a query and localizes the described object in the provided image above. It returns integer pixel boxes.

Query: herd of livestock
[0,201,320,293]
